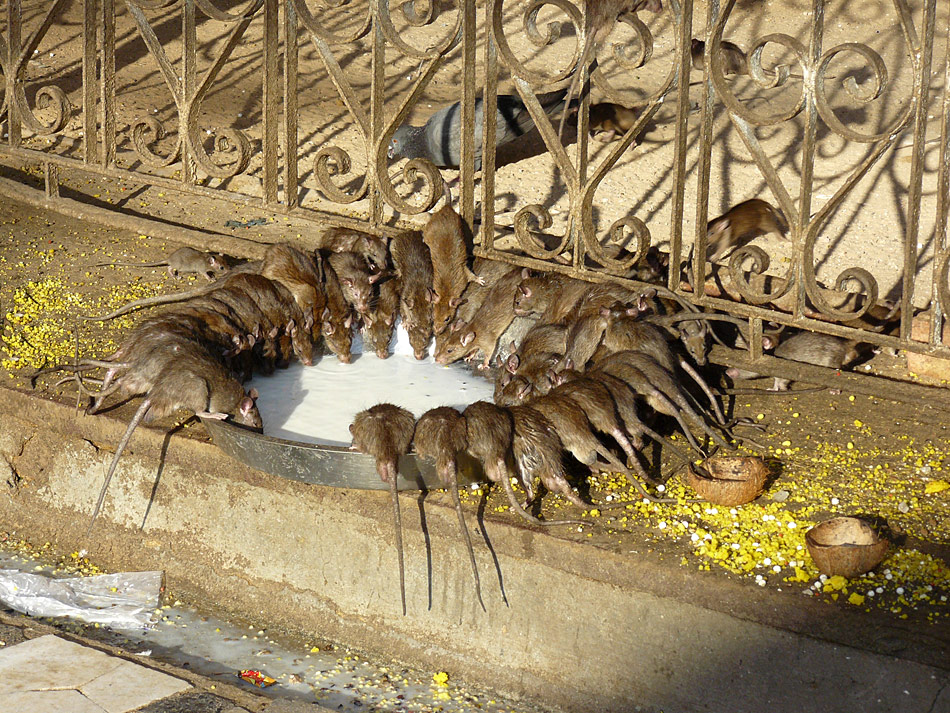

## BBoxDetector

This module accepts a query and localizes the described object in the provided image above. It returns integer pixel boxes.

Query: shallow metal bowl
[200,417,484,491]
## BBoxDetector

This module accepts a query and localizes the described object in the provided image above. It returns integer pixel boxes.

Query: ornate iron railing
[1,0,948,388]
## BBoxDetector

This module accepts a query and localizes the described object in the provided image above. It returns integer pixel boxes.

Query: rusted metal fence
[1,0,949,388]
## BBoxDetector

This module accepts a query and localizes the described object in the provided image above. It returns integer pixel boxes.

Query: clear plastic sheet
[0,569,162,629]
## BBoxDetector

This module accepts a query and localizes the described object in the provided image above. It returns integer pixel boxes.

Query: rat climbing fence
[0,0,948,397]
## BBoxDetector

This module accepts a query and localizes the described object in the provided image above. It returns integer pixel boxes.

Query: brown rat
[552,368,694,465]
[316,226,389,271]
[96,246,232,281]
[434,267,523,367]
[321,258,356,363]
[726,331,867,391]
[559,309,613,372]
[496,323,568,400]
[413,407,484,611]
[558,0,662,140]
[456,260,523,325]
[390,231,434,360]
[508,404,596,511]
[588,102,638,143]
[526,391,629,476]
[593,351,731,452]
[83,343,261,532]
[462,401,583,526]
[599,303,726,425]
[365,275,400,359]
[495,373,536,406]
[82,242,316,323]
[215,273,314,366]
[512,272,584,318]
[690,38,748,76]
[422,205,483,335]
[704,198,788,263]
[538,383,683,502]
[326,250,382,318]
[258,244,325,339]
[349,403,417,616]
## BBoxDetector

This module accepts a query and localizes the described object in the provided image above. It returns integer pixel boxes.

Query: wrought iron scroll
[125,0,260,181]
[1,0,74,148]
[484,0,684,277]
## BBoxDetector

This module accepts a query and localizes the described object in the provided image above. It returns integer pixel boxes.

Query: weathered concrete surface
[0,610,272,713]
[0,386,948,713]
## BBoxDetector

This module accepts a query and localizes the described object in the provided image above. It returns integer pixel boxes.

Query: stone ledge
[0,385,947,713]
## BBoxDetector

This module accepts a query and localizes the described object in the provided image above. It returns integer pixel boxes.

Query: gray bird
[387,89,571,171]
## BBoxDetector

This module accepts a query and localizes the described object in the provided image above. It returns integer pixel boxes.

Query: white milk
[247,322,495,446]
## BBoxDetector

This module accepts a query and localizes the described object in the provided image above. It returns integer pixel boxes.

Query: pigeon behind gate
[387,89,571,171]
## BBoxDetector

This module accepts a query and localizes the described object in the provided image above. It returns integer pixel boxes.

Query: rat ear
[460,330,475,347]
[521,267,532,279]
[349,423,356,434]
[600,305,610,317]
[324,322,336,335]
[344,315,353,329]
[709,217,730,235]
[449,296,464,308]
[248,387,259,399]
[506,353,520,373]
[518,283,530,297]
[564,357,574,371]
[762,335,775,350]
[287,318,296,333]
[341,277,353,287]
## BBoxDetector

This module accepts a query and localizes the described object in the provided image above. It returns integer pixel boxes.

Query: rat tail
[389,473,407,616]
[86,398,152,536]
[448,463,484,611]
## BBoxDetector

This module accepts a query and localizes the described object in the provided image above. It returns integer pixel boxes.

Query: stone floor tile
[137,691,243,713]
[0,634,123,694]
[80,659,191,713]
[0,688,108,713]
